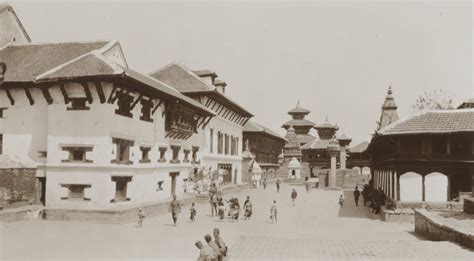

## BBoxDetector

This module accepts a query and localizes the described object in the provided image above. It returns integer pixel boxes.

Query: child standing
[339,194,345,207]
[137,208,145,227]
[270,200,277,224]
[189,202,197,222]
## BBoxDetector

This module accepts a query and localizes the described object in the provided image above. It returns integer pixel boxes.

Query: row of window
[61,138,199,164]
[210,129,239,156]
[60,179,165,202]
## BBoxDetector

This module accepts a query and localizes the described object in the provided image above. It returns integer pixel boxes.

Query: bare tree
[413,89,454,113]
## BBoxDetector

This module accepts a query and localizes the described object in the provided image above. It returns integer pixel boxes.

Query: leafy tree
[413,89,454,113]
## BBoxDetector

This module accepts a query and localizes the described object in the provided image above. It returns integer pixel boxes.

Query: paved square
[1,183,473,259]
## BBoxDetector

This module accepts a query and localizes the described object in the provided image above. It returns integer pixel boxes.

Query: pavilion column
[389,171,393,199]
[394,172,398,201]
[422,174,426,202]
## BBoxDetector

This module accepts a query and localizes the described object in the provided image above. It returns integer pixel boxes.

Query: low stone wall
[0,204,44,223]
[414,209,474,250]
[42,183,250,223]
[464,198,474,214]
[395,201,463,211]
[381,207,415,223]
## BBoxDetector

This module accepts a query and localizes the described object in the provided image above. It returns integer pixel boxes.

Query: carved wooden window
[115,93,134,118]
[111,176,131,202]
[61,184,91,201]
[192,146,199,164]
[158,146,167,163]
[111,138,134,164]
[183,149,190,163]
[61,146,93,163]
[0,107,6,118]
[140,146,151,163]
[140,99,154,122]
[170,145,181,164]
[157,181,164,191]
[67,98,90,111]
[165,103,199,137]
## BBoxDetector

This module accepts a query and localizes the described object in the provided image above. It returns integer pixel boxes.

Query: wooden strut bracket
[107,85,117,103]
[81,83,93,104]
[59,84,69,104]
[40,86,53,105]
[202,116,212,129]
[5,88,14,105]
[130,94,143,110]
[93,82,106,103]
[152,99,163,115]
[24,88,34,105]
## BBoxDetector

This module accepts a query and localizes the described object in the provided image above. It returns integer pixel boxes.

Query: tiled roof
[378,109,474,135]
[457,97,474,109]
[150,63,253,117]
[349,141,369,153]
[301,139,334,150]
[288,100,310,114]
[150,63,215,92]
[192,69,217,78]
[36,52,123,82]
[244,121,287,142]
[0,41,109,82]
[296,134,316,145]
[315,122,338,129]
[282,119,316,128]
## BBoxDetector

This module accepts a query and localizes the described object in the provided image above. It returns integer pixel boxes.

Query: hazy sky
[10,0,473,145]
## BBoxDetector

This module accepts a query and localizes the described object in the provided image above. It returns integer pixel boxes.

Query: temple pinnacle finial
[387,85,393,95]
[296,100,300,107]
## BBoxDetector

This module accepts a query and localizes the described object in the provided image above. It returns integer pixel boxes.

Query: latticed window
[115,93,134,118]
[112,138,134,164]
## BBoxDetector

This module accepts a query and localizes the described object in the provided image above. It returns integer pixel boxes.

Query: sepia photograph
[0,0,473,259]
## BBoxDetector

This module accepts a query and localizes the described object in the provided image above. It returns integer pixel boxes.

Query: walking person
[243,196,252,220]
[169,194,181,226]
[353,186,361,207]
[217,197,226,221]
[213,228,228,258]
[210,192,218,217]
[205,234,222,261]
[276,179,281,193]
[137,208,145,227]
[270,200,277,223]
[339,194,345,207]
[190,202,197,222]
[291,189,297,206]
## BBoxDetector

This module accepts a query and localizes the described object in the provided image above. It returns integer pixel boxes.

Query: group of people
[137,193,183,227]
[195,228,227,261]
[262,178,281,193]
[367,187,386,214]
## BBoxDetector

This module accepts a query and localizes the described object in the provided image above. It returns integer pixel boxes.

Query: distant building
[281,101,316,146]
[457,98,474,109]
[242,121,286,180]
[149,63,253,185]
[369,104,474,202]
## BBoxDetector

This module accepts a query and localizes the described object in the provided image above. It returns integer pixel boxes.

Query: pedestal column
[340,145,347,170]
[329,152,337,189]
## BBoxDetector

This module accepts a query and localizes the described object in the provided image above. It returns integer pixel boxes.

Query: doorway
[169,172,179,195]
[37,177,46,205]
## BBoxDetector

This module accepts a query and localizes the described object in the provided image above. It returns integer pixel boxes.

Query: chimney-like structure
[337,133,352,170]
[214,79,227,94]
[192,69,218,85]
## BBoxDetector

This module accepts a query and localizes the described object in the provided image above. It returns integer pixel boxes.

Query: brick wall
[0,168,37,208]
[464,198,474,214]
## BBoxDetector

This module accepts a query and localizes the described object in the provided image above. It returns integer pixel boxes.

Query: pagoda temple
[281,101,316,146]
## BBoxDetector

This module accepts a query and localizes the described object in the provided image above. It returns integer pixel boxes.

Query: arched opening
[352,167,361,175]
[400,172,422,201]
[292,170,296,177]
[425,172,448,202]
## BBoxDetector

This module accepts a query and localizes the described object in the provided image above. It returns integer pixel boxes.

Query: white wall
[0,6,30,47]
[400,172,423,201]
